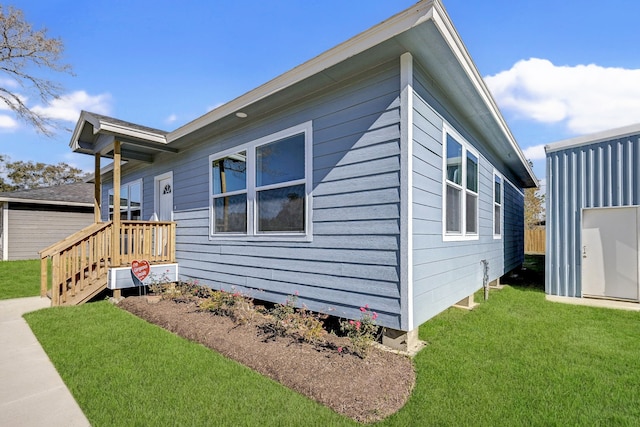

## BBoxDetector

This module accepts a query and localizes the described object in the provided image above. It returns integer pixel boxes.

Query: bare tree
[524,160,545,230]
[0,6,72,135]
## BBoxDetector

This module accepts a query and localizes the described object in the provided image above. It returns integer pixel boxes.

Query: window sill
[208,233,313,243]
[442,234,480,242]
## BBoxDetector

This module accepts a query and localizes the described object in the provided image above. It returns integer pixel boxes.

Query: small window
[494,173,502,237]
[108,180,142,220]
[211,152,247,233]
[466,152,478,234]
[443,128,478,240]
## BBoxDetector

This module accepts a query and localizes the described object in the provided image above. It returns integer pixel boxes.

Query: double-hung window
[443,127,479,240]
[209,121,312,240]
[494,172,502,238]
[108,180,142,220]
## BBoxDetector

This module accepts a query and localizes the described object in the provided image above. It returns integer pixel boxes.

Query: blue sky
[4,0,640,183]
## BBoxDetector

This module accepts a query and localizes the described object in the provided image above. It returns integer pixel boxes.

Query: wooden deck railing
[40,221,176,306]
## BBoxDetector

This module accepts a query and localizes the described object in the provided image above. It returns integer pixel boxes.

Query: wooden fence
[524,228,545,254]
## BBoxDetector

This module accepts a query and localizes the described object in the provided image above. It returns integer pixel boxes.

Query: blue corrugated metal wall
[546,134,640,297]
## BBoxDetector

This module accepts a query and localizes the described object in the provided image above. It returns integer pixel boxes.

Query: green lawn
[25,302,354,426]
[24,255,640,425]
[0,259,41,299]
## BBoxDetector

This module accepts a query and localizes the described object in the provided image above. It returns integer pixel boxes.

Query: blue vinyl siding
[107,60,404,328]
[102,55,527,331]
[546,134,640,297]
[411,64,525,327]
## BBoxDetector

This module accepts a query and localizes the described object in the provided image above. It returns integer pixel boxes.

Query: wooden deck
[39,221,176,306]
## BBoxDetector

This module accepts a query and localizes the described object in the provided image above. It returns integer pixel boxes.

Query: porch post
[111,140,122,298]
[94,153,101,223]
[111,140,122,264]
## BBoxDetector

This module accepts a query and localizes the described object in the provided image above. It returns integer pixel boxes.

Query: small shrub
[265,294,328,344]
[147,271,176,298]
[340,305,380,358]
[199,289,255,324]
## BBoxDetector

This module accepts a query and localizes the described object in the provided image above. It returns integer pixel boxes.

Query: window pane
[214,194,247,233]
[466,193,477,233]
[256,134,305,187]
[495,176,502,204]
[108,191,114,220]
[257,184,305,232]
[120,186,129,219]
[446,135,462,185]
[212,152,247,195]
[446,184,461,233]
[466,152,478,193]
[494,205,501,235]
[130,182,141,220]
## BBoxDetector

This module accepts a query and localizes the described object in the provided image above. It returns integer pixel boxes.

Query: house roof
[0,183,94,207]
[69,0,537,188]
[70,111,176,163]
[545,122,640,154]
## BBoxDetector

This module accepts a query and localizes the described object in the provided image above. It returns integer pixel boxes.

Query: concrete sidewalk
[0,297,91,426]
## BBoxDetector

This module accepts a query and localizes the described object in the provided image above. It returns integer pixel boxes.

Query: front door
[582,207,640,301]
[155,173,173,221]
[154,173,173,256]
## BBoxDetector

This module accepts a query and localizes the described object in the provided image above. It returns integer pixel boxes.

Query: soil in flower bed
[118,297,416,423]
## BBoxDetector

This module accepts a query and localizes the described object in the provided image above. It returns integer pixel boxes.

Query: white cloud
[32,90,112,122]
[165,113,178,124]
[523,144,547,161]
[0,114,18,130]
[0,77,19,89]
[485,58,640,134]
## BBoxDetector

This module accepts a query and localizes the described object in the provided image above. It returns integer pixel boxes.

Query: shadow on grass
[502,254,545,292]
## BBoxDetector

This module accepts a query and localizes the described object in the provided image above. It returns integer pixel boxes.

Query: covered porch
[40,112,178,306]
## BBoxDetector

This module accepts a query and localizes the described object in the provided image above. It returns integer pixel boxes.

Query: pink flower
[294,291,299,296]
[337,347,343,353]
[360,306,366,312]
[349,320,354,325]
[372,312,378,320]
[356,321,361,330]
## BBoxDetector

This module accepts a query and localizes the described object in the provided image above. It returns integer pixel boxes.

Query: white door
[154,173,173,256]
[156,173,173,221]
[582,207,639,301]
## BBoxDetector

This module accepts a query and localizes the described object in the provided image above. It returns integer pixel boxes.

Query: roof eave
[69,111,168,156]
[545,122,640,154]
[0,197,93,207]
[168,1,436,143]
[430,2,537,188]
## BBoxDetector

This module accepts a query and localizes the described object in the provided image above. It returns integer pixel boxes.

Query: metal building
[545,123,640,302]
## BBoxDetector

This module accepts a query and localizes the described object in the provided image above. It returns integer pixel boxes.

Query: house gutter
[0,198,94,208]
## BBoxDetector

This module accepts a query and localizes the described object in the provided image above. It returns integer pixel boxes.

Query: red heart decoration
[131,260,150,282]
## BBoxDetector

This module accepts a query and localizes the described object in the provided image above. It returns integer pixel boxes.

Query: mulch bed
[118,297,416,423]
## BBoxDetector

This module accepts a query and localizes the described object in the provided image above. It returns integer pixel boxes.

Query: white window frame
[208,121,313,241]
[493,170,503,239]
[442,124,479,242]
[108,179,143,220]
